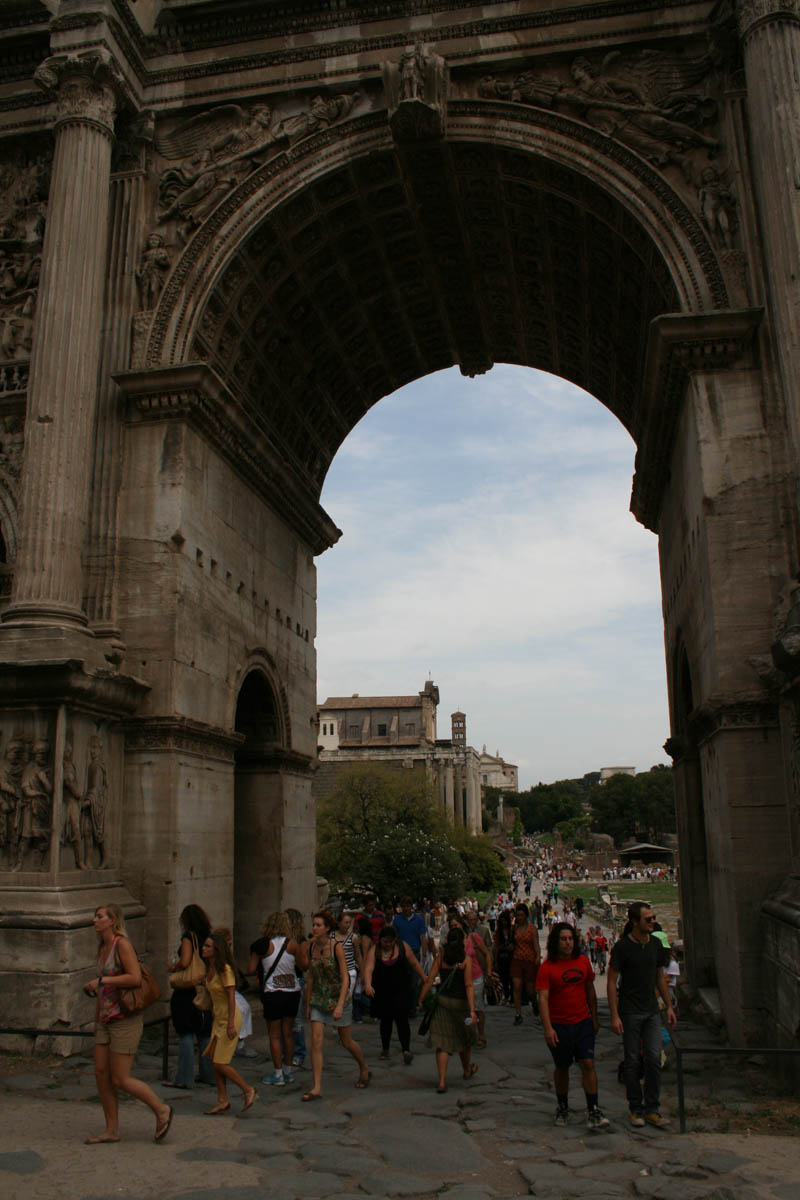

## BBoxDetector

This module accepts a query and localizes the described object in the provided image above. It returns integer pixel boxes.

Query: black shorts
[548,1017,595,1069]
[261,990,301,1021]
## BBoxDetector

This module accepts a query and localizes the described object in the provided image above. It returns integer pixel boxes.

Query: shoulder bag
[119,956,162,1014]
[418,962,459,1036]
[169,932,205,990]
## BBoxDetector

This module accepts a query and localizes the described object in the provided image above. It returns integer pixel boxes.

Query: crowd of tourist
[81,873,678,1144]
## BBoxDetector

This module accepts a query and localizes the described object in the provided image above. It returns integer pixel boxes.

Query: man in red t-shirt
[536,922,610,1131]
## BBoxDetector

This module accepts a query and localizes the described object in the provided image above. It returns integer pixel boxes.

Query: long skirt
[425,994,477,1054]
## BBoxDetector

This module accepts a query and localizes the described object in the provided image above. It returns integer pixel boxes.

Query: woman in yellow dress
[201,931,258,1115]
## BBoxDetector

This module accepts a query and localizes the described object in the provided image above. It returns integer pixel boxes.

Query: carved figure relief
[696,165,737,249]
[155,94,359,242]
[14,739,52,871]
[61,740,85,871]
[478,47,719,168]
[384,43,450,141]
[0,734,25,868]
[136,233,171,310]
[82,735,109,870]
[0,145,49,365]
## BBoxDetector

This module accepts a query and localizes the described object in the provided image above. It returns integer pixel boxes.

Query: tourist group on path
[81,889,676,1144]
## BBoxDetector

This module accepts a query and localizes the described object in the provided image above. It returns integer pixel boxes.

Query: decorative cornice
[631,308,763,530]
[123,715,245,762]
[690,695,779,745]
[236,745,316,775]
[113,362,342,554]
[0,657,149,716]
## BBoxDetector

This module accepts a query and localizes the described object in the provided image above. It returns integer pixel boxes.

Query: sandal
[154,1105,174,1142]
[203,1102,231,1115]
[436,1084,447,1094]
[463,1063,478,1079]
[85,1134,120,1144]
[161,1080,188,1089]
[302,1090,322,1102]
[355,1070,371,1089]
[239,1088,258,1115]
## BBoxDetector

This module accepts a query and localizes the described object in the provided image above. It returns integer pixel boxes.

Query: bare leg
[87,1043,120,1142]
[435,1049,449,1091]
[513,977,523,1017]
[109,1051,171,1125]
[477,1010,486,1044]
[306,1020,324,1097]
[554,1064,570,1102]
[267,1020,283,1070]
[578,1058,598,1095]
[337,1025,368,1082]
[281,1016,294,1067]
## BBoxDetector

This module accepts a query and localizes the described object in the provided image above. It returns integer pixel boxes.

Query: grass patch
[561,881,679,906]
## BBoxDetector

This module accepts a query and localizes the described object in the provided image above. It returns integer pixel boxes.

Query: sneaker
[262,1070,285,1087]
[513,1014,523,1026]
[291,1056,305,1068]
[554,1106,569,1127]
[630,1111,645,1127]
[644,1112,669,1128]
[282,1068,294,1083]
[587,1107,610,1130]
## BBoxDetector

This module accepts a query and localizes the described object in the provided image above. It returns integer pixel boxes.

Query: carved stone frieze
[688,696,780,746]
[154,92,361,243]
[384,42,450,141]
[0,142,49,368]
[477,46,720,169]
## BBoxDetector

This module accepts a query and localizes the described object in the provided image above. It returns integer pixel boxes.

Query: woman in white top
[248,911,308,1086]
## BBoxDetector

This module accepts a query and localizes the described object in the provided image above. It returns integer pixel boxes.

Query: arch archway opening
[233,669,285,952]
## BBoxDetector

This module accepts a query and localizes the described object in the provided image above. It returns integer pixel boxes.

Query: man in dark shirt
[607,901,676,1128]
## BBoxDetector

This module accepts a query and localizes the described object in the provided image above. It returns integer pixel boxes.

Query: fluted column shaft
[5,66,117,626]
[738,2,800,456]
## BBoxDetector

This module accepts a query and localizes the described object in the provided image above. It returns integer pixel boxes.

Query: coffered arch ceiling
[190,139,685,502]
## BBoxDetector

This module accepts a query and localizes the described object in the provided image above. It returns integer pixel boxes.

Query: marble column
[3,57,119,628]
[444,763,455,822]
[737,0,800,461]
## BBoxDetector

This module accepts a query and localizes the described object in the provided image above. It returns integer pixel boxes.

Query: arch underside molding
[143,109,729,504]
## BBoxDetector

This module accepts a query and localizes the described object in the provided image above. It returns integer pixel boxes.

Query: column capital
[737,0,800,39]
[34,50,130,135]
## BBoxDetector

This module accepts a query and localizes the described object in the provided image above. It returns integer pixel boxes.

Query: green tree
[317,764,507,899]
[588,768,676,846]
[512,808,523,846]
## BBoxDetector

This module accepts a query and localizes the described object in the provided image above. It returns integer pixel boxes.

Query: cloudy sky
[315,364,671,789]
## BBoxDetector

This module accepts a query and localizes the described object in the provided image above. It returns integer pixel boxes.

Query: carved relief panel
[0,713,120,877]
[0,140,50,369]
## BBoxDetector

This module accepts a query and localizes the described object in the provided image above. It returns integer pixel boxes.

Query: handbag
[484,971,503,1006]
[119,960,162,1014]
[169,932,204,990]
[417,963,459,1036]
[193,982,212,1011]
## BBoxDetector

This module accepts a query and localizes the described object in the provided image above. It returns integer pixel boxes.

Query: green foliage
[555,816,589,849]
[316,765,506,900]
[588,767,676,846]
[450,825,508,893]
[503,782,583,835]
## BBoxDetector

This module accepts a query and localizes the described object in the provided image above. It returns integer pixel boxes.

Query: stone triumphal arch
[1,0,799,1050]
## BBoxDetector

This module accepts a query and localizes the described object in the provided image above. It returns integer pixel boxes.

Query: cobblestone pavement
[0,998,796,1200]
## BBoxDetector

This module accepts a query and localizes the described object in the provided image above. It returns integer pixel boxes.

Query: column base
[2,600,89,629]
[0,877,151,1049]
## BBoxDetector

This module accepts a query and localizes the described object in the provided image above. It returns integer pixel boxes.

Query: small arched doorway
[233,669,284,952]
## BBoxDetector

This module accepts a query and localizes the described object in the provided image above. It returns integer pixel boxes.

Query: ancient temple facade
[1,0,800,1050]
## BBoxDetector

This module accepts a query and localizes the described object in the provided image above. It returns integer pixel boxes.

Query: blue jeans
[622,1010,663,1114]
[175,1031,215,1087]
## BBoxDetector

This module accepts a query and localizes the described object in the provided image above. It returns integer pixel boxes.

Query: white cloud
[317,364,670,786]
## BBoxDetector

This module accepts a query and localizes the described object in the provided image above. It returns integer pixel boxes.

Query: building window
[349,724,359,737]
[377,723,387,736]
[405,722,415,734]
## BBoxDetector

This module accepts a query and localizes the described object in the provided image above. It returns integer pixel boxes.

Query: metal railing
[0,1015,171,1080]
[671,1033,800,1132]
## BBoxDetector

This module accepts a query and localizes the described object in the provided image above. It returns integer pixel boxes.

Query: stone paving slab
[0,996,796,1200]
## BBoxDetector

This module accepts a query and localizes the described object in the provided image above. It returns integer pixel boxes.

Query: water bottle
[464,1016,473,1026]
